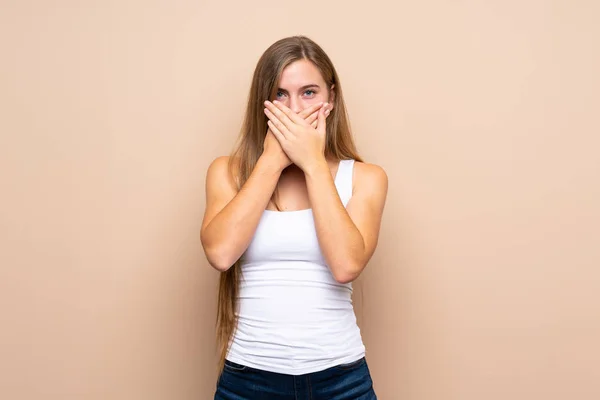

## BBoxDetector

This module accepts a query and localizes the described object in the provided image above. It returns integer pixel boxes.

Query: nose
[289,97,302,114]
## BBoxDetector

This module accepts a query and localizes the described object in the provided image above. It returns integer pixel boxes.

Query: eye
[276,91,286,98]
[304,90,316,97]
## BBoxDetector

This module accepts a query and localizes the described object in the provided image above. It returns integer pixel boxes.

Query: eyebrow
[277,84,320,92]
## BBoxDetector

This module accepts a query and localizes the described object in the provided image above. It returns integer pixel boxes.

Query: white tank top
[225,159,366,375]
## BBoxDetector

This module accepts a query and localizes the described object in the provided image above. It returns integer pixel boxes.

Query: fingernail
[273,100,279,104]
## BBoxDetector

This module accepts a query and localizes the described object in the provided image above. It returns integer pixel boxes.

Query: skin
[201,59,388,283]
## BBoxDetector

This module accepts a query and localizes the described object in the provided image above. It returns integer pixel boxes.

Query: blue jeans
[214,357,377,399]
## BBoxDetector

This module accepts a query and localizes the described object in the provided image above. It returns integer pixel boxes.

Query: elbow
[201,239,238,272]
[207,255,235,272]
[200,230,239,272]
[206,251,237,272]
[331,261,364,284]
[334,273,357,284]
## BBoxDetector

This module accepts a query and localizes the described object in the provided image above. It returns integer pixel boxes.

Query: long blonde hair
[216,35,363,373]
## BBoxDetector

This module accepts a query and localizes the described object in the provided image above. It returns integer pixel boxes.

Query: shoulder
[345,161,388,213]
[206,155,242,176]
[353,161,388,192]
[207,155,230,173]
[205,156,237,190]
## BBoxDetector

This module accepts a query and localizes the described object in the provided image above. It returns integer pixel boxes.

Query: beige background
[1,1,599,399]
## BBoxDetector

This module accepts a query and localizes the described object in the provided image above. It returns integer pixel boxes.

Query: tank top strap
[334,159,355,207]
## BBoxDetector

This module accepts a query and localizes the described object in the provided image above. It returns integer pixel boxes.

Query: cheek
[304,94,328,106]
[272,97,291,108]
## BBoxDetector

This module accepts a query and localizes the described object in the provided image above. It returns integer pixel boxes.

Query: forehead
[278,59,326,88]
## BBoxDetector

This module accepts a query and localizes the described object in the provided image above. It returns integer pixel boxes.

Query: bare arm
[201,103,327,271]
[304,161,388,283]
[200,155,283,271]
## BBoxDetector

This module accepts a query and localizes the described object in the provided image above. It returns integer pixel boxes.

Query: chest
[242,210,326,264]
[267,168,310,212]
[267,163,340,212]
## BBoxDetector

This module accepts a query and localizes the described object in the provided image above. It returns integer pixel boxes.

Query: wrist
[302,157,329,178]
[257,154,286,175]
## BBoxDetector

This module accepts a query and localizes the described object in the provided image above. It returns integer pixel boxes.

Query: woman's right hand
[263,129,292,171]
[262,102,332,170]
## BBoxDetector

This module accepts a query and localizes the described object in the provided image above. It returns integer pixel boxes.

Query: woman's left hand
[263,100,329,173]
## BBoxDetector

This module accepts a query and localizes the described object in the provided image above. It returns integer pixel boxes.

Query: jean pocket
[335,357,366,370]
[223,359,248,372]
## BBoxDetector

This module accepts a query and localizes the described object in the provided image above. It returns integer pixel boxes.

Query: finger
[306,109,320,126]
[298,102,324,119]
[267,120,286,143]
[270,100,307,128]
[264,107,293,138]
[264,101,296,131]
[306,101,332,125]
[317,104,327,135]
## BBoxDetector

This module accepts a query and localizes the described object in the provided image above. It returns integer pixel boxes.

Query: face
[272,59,334,113]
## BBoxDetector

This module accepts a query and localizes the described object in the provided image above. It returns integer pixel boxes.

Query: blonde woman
[201,35,387,399]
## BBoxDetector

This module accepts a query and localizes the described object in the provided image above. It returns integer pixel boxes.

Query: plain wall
[1,1,598,399]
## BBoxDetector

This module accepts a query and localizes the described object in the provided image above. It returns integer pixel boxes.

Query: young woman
[201,35,388,399]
